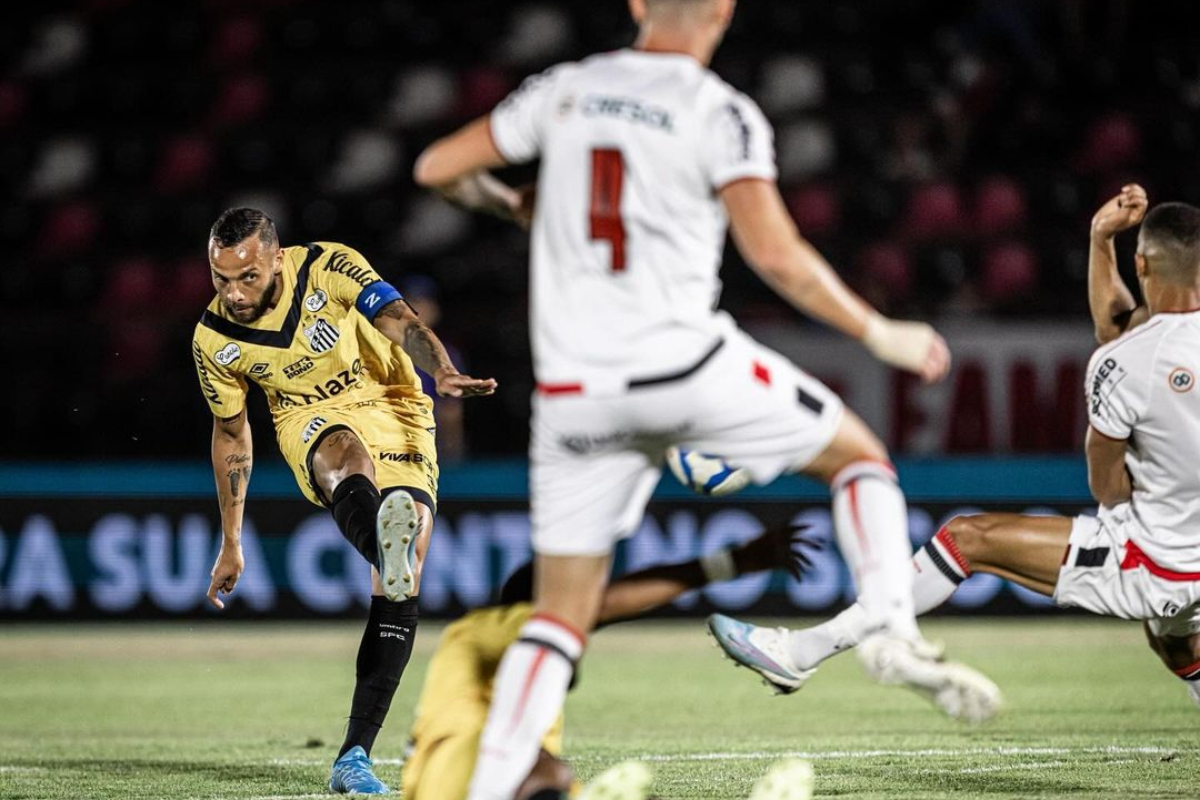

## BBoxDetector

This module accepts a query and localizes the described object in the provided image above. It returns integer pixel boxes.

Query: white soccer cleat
[857,634,1002,724]
[708,614,817,695]
[747,758,814,800]
[577,760,654,800]
[376,489,421,602]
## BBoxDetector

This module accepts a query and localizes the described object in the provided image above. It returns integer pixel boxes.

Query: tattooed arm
[206,409,252,609]
[372,299,497,398]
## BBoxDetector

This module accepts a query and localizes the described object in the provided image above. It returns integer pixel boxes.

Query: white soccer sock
[466,613,584,800]
[788,522,972,669]
[830,461,919,640]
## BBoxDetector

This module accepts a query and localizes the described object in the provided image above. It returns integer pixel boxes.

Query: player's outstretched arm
[207,410,252,610]
[1089,184,1149,344]
[595,525,818,625]
[372,299,497,398]
[722,178,950,384]
[413,117,532,227]
[1085,425,1132,507]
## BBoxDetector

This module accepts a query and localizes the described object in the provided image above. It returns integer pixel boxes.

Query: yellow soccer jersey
[403,603,566,800]
[191,242,431,426]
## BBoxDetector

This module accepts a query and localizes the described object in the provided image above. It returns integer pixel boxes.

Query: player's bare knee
[942,515,987,566]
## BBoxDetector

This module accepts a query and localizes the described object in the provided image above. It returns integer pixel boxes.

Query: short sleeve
[703,92,778,189]
[1085,346,1143,439]
[192,337,247,417]
[489,65,567,164]
[319,246,401,323]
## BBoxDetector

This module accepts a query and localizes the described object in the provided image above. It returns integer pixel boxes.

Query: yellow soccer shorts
[275,396,439,509]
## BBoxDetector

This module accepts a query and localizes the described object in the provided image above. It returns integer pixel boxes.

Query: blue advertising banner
[0,458,1092,620]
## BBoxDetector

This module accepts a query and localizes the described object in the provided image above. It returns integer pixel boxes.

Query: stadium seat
[759,55,825,114]
[1075,113,1142,174]
[209,15,263,67]
[35,200,100,259]
[784,184,840,238]
[208,73,269,128]
[902,182,966,241]
[26,137,97,197]
[102,257,157,311]
[981,242,1038,306]
[0,81,27,128]
[153,135,214,193]
[775,119,836,181]
[973,175,1028,237]
[385,66,457,128]
[457,67,513,119]
[858,241,914,303]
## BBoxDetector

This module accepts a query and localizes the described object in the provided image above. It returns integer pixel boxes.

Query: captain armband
[355,280,404,323]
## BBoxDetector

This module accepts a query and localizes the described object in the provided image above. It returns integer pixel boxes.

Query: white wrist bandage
[699,549,738,583]
[862,314,936,374]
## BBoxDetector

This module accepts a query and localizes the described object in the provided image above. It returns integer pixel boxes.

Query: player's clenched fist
[862,315,952,384]
[207,546,244,610]
[1091,184,1148,241]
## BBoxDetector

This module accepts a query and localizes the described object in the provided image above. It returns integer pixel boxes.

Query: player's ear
[272,245,284,272]
[1135,252,1148,280]
[628,0,647,25]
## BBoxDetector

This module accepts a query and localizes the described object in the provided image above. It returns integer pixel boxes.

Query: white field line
[265,744,1179,768]
[0,766,49,773]
[921,757,1143,776]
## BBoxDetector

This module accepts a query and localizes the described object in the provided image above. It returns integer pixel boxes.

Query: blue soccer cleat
[329,745,390,795]
[707,614,816,695]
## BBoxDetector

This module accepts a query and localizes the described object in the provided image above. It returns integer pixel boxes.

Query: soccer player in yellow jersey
[402,523,816,800]
[190,207,496,795]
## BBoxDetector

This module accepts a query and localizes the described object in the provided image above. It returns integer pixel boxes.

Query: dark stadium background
[2,0,1198,618]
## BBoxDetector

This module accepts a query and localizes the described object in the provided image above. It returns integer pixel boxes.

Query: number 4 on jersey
[589,148,626,272]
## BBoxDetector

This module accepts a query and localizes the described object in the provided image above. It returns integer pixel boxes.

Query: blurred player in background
[413,0,999,795]
[191,208,495,794]
[402,520,816,800]
[738,186,1200,710]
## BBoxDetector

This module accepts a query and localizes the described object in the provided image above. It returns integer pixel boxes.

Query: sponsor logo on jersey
[379,451,428,465]
[304,288,328,312]
[283,357,315,379]
[249,362,271,377]
[560,422,691,455]
[1089,357,1126,415]
[274,359,363,409]
[581,94,674,132]
[214,342,242,366]
[323,251,375,288]
[192,342,222,405]
[300,416,328,444]
[1169,367,1194,393]
[556,94,575,118]
[303,318,340,354]
[721,102,752,160]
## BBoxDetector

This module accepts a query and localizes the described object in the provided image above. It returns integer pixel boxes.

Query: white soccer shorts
[1055,504,1200,637]
[529,327,844,556]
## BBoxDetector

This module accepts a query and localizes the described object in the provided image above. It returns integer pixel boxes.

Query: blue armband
[355,280,404,322]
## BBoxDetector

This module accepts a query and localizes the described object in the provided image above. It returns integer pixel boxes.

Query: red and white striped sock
[789,522,971,669]
[466,613,584,800]
[831,461,918,640]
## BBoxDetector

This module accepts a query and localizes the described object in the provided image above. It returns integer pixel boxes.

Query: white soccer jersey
[490,49,777,391]
[1086,312,1200,573]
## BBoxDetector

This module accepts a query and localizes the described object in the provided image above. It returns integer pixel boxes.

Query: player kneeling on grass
[711,192,1200,711]
[400,517,817,800]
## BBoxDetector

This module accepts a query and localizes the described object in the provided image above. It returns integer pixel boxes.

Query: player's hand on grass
[732,524,821,580]
[434,367,498,398]
[1091,184,1148,241]
[207,546,244,610]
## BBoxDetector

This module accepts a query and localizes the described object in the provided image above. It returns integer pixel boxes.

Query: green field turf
[0,618,1195,799]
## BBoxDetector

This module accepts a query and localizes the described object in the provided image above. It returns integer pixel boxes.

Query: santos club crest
[304,318,340,354]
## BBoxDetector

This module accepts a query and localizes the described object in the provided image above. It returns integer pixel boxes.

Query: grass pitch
[0,618,1195,799]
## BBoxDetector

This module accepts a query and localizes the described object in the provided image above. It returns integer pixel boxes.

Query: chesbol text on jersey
[191,243,430,426]
[490,49,778,390]
[1086,311,1200,573]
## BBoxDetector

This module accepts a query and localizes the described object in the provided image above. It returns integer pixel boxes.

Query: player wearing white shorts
[414,1,1000,796]
[747,188,1200,711]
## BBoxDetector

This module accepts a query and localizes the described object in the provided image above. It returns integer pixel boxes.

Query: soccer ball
[665,447,751,497]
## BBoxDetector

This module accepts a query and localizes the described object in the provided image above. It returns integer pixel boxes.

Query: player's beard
[225,272,279,323]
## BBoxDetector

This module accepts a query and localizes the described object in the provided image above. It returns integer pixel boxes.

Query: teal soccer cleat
[329,746,389,795]
[707,614,816,695]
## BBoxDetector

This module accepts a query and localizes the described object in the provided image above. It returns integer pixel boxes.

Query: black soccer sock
[338,595,420,759]
[330,474,381,569]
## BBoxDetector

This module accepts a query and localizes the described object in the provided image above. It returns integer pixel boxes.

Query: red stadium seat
[0,81,27,128]
[153,135,214,193]
[102,257,157,310]
[35,201,101,259]
[902,181,965,242]
[208,73,269,128]
[458,68,513,119]
[172,257,215,313]
[209,15,263,67]
[973,176,1028,237]
[858,241,914,302]
[1075,113,1142,175]
[981,242,1038,305]
[784,183,840,238]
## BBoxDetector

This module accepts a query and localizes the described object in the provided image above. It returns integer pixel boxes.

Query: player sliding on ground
[401,521,818,800]
[711,187,1200,710]
[191,208,495,795]
[413,0,1000,796]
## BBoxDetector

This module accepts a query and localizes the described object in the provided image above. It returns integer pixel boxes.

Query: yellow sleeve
[317,244,402,322]
[191,335,248,417]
